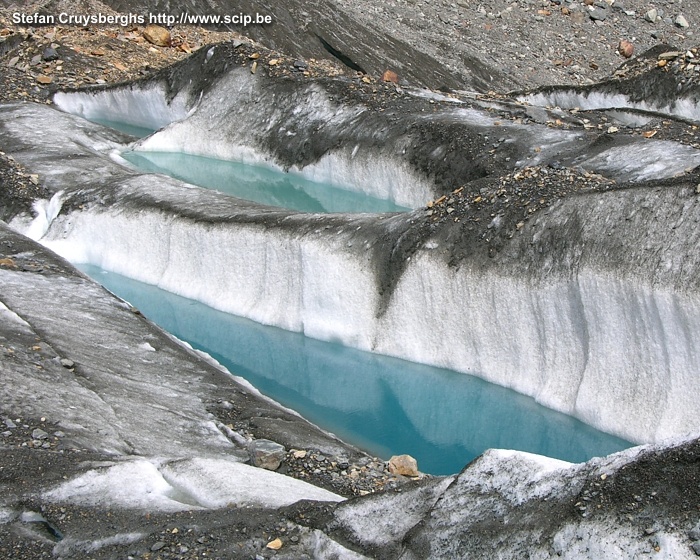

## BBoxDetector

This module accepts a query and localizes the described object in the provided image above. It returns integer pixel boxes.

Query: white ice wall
[53,84,192,131]
[41,209,380,351]
[375,252,700,443]
[520,91,700,123]
[35,203,700,445]
[137,118,432,208]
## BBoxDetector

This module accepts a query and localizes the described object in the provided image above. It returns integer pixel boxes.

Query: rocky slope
[5,0,700,94]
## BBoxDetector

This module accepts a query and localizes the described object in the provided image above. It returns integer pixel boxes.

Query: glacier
[30,196,700,445]
[53,82,193,134]
[2,164,700,559]
[517,46,700,125]
[4,85,700,446]
[519,90,700,123]
[44,456,342,512]
[4,22,700,560]
[4,42,700,450]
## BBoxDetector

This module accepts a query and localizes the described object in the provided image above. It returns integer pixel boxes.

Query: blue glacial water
[91,118,157,139]
[79,265,632,475]
[121,150,410,214]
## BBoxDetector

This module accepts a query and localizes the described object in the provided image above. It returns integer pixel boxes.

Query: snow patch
[43,459,195,512]
[138,342,156,352]
[304,529,372,560]
[53,533,145,556]
[0,300,31,328]
[577,141,700,181]
[0,508,17,524]
[159,457,343,509]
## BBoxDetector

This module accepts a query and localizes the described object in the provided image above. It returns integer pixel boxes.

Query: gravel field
[333,0,700,89]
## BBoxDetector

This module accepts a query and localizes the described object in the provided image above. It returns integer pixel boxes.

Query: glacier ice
[53,533,146,557]
[5,55,700,558]
[53,83,192,133]
[43,457,342,512]
[23,191,64,241]
[333,476,454,547]
[353,440,698,559]
[519,91,700,123]
[28,193,700,446]
[78,264,632,472]
[576,141,700,182]
[0,300,30,328]
[130,72,435,208]
[0,220,357,543]
[0,508,16,525]
[159,457,343,508]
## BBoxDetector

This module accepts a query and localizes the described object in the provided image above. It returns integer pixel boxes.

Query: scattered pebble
[31,428,48,440]
[676,15,690,29]
[618,40,634,59]
[248,439,286,471]
[143,24,171,47]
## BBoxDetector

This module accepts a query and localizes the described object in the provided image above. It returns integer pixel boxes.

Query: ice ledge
[519,90,700,123]
[53,82,193,133]
[44,457,343,513]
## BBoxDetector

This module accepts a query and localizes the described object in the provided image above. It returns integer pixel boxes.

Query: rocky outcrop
[103,0,513,92]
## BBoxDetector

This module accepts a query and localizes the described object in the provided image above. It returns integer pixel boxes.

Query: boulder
[389,454,419,477]
[249,439,286,471]
[618,40,634,58]
[143,24,170,47]
[382,69,399,83]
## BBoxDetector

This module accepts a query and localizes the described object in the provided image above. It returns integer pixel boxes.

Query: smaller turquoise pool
[121,150,410,214]
[79,265,633,475]
[91,118,157,139]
